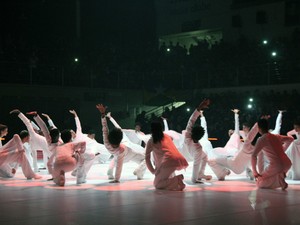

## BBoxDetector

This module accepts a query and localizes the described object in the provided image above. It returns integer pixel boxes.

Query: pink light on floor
[93,180,154,191]
[204,181,256,192]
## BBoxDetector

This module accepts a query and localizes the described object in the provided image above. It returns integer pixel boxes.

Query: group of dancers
[0,99,299,191]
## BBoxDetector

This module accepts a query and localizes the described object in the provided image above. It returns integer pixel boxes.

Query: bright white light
[247,104,252,109]
[186,108,190,112]
[249,98,253,102]
[167,48,170,52]
[74,58,78,62]
[271,52,277,57]
[263,40,268,45]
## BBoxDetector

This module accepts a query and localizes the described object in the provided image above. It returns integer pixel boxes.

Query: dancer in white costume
[181,99,212,183]
[106,112,147,180]
[285,118,300,180]
[19,130,33,168]
[69,110,108,183]
[212,109,241,158]
[162,117,184,150]
[145,120,188,191]
[251,118,293,190]
[123,122,145,146]
[0,134,41,179]
[47,129,86,186]
[97,104,146,182]
[208,120,259,181]
[198,110,214,157]
[10,109,50,172]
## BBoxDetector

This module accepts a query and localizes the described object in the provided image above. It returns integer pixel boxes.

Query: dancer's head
[191,125,205,143]
[151,121,164,144]
[19,130,29,143]
[0,124,8,137]
[108,128,123,148]
[257,119,269,135]
[50,128,60,143]
[242,122,251,134]
[293,117,300,133]
[61,129,72,143]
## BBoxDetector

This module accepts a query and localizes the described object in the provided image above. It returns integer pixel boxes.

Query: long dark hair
[151,121,164,144]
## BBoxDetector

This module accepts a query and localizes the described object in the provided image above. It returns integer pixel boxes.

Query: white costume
[71,115,108,182]
[199,113,213,157]
[162,118,184,151]
[208,123,258,180]
[47,141,86,186]
[213,111,241,158]
[102,116,146,181]
[0,134,41,179]
[252,133,293,189]
[285,129,300,180]
[182,109,210,183]
[17,112,50,171]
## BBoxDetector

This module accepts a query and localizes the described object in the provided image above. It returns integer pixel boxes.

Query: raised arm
[41,113,56,128]
[145,140,155,174]
[69,109,82,135]
[185,99,210,140]
[199,110,208,140]
[232,109,240,134]
[162,117,169,131]
[10,110,36,135]
[271,110,283,135]
[33,113,52,145]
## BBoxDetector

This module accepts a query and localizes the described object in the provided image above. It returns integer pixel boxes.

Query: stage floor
[1,161,300,225]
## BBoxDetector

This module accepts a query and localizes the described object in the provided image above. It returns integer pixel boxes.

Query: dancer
[199,110,214,157]
[182,99,212,183]
[208,121,259,181]
[251,118,293,190]
[145,120,188,191]
[10,109,50,172]
[285,117,300,180]
[97,104,147,183]
[0,134,41,179]
[212,109,242,158]
[69,110,106,183]
[47,129,86,186]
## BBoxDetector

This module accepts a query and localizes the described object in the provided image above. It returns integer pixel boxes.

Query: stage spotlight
[186,108,190,112]
[249,98,253,102]
[262,40,268,45]
[74,58,79,62]
[247,104,252,109]
[271,51,277,57]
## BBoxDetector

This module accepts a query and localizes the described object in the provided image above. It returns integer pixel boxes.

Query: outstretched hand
[197,99,210,111]
[96,104,107,115]
[41,113,50,119]
[106,112,112,119]
[69,109,77,117]
[231,109,239,114]
[10,109,21,115]
[26,111,38,116]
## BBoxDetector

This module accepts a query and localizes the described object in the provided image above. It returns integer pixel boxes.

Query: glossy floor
[1,162,300,225]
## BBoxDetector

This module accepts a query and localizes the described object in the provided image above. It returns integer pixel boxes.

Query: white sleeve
[271,112,282,134]
[163,118,169,131]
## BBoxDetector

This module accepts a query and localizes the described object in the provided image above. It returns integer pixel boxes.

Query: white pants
[107,150,146,181]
